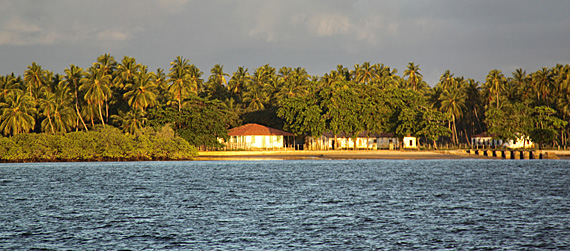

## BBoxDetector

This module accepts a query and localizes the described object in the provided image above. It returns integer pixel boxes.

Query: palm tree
[206,64,230,99]
[554,64,570,95]
[124,68,158,111]
[152,68,169,104]
[93,54,117,121]
[511,68,531,102]
[351,62,379,84]
[51,82,76,133]
[278,66,294,83]
[263,75,281,105]
[532,67,554,105]
[336,65,350,82]
[188,65,204,94]
[111,109,146,134]
[250,64,277,105]
[277,67,310,100]
[403,62,423,91]
[39,83,75,133]
[228,67,251,102]
[209,64,229,86]
[95,53,117,76]
[439,85,467,145]
[321,65,349,86]
[23,62,48,101]
[39,91,57,133]
[114,56,141,89]
[79,67,112,126]
[0,90,36,136]
[290,67,310,96]
[557,92,570,147]
[464,78,483,135]
[168,56,195,112]
[82,100,99,128]
[376,64,398,89]
[438,70,457,90]
[484,69,507,109]
[0,74,21,102]
[242,84,266,111]
[61,64,88,131]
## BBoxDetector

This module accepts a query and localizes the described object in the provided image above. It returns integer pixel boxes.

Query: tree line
[1,54,569,151]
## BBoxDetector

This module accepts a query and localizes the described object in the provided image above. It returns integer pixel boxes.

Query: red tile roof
[228,123,295,136]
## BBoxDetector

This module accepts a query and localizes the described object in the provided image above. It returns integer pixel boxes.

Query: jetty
[460,149,560,159]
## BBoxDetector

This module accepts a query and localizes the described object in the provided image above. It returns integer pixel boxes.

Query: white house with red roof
[223,123,295,149]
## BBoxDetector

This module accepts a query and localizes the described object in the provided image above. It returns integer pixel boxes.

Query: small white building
[403,135,418,149]
[305,131,399,150]
[471,132,534,149]
[223,123,294,149]
[471,132,503,148]
[503,135,534,149]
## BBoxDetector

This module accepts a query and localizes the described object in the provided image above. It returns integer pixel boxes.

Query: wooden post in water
[513,151,521,159]
[522,151,530,159]
[504,150,511,159]
[497,150,505,158]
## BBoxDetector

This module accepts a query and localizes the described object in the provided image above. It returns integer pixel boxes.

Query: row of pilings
[466,149,559,159]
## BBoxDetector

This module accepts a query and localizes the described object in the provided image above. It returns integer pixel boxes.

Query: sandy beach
[196,150,476,161]
[196,149,570,161]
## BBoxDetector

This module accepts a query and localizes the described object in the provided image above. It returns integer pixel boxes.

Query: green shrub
[0,126,197,162]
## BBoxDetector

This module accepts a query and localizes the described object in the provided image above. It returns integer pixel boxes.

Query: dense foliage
[1,55,570,153]
[0,126,197,162]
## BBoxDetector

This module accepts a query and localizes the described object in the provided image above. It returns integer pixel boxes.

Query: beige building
[222,123,295,150]
[471,132,534,149]
[305,131,399,150]
[403,135,418,149]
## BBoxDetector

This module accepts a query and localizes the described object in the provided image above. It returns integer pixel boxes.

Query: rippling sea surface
[1,159,569,250]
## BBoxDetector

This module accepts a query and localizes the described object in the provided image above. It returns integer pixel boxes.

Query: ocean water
[1,159,569,250]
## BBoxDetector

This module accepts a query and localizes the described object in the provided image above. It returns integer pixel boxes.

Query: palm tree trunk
[98,102,105,126]
[178,98,182,112]
[74,89,88,131]
[353,137,357,150]
[334,134,338,150]
[178,89,182,112]
[497,90,499,109]
[47,113,55,134]
[464,129,471,146]
[452,115,458,145]
[105,96,109,123]
[75,103,88,131]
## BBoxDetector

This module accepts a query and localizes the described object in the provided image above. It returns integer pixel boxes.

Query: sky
[1,0,569,85]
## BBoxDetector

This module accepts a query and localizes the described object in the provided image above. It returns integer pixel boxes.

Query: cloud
[307,14,352,37]
[1,0,569,85]
[0,17,59,46]
[0,0,190,46]
[96,30,131,42]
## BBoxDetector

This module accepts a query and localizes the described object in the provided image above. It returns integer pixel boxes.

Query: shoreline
[197,149,570,161]
[2,150,568,163]
[196,150,477,161]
